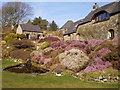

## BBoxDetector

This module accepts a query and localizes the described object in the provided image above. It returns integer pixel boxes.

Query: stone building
[63,20,83,41]
[63,1,120,40]
[16,21,43,39]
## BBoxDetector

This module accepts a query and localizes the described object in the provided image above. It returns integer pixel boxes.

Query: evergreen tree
[32,17,48,30]
[27,20,32,24]
[49,21,58,31]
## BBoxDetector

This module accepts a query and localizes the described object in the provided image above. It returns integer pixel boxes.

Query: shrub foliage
[10,49,31,60]
[10,39,34,49]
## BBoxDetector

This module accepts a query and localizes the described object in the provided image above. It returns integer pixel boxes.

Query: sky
[1,0,117,27]
[27,2,113,27]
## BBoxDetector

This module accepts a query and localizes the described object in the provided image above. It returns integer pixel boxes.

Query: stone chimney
[93,3,99,10]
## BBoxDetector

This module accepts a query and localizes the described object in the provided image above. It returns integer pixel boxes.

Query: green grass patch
[2,60,119,88]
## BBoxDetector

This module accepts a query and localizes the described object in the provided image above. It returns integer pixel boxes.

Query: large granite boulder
[58,49,90,72]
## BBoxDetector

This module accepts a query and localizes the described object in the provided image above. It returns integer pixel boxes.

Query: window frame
[94,11,110,23]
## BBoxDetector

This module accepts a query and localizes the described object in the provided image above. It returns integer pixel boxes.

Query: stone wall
[64,35,70,41]
[77,14,120,40]
[63,33,80,41]
[23,32,43,39]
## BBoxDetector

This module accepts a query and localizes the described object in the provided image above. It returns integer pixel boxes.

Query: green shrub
[17,34,26,39]
[41,42,50,49]
[10,49,31,60]
[4,33,17,42]
[9,39,35,49]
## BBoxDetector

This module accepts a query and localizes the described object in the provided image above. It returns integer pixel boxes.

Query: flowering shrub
[87,39,104,48]
[32,55,52,65]
[93,48,111,59]
[50,41,67,50]
[34,38,119,72]
[50,40,90,54]
[83,48,112,73]
[65,40,90,54]
[102,49,119,61]
[39,36,60,43]
[83,57,112,73]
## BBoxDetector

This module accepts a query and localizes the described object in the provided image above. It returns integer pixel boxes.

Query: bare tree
[2,2,33,26]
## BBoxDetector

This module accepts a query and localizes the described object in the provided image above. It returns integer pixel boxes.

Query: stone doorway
[37,34,40,39]
[108,29,115,40]
[26,34,30,39]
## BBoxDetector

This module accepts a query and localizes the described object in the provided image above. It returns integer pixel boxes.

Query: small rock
[103,79,108,82]
[55,73,62,76]
[116,76,119,80]
[99,76,103,80]
[94,79,99,82]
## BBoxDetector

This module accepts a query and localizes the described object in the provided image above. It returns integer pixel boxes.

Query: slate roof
[20,24,42,33]
[61,20,74,29]
[63,1,120,35]
[63,19,83,35]
[79,1,120,25]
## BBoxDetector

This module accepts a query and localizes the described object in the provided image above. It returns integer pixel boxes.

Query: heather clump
[83,48,112,73]
[38,36,60,43]
[83,57,112,73]
[50,41,67,50]
[87,39,104,49]
[65,40,90,54]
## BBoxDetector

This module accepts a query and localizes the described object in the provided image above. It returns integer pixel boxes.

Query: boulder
[58,49,90,72]
[43,47,54,56]
[30,50,43,57]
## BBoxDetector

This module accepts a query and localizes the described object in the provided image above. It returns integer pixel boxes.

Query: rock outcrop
[58,49,90,72]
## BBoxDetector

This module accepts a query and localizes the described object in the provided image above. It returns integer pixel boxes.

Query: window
[94,11,110,22]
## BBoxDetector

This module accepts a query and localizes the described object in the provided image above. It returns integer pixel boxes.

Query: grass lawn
[2,60,119,88]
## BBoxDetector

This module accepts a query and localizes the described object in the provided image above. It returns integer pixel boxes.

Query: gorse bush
[10,39,34,49]
[41,42,50,49]
[4,33,17,42]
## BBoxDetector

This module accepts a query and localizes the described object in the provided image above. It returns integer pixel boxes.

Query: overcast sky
[1,0,117,27]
